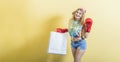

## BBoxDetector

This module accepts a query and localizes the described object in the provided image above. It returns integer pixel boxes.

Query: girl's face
[74,9,83,20]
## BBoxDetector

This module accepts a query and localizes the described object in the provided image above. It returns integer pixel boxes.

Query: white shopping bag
[48,31,67,55]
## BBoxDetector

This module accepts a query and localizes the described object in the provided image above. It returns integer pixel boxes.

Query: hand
[85,18,93,32]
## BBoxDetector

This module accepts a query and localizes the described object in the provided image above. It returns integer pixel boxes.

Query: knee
[75,55,82,60]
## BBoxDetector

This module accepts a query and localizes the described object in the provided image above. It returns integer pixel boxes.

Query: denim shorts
[71,39,86,50]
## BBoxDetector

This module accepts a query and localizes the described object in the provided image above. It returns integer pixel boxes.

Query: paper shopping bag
[48,31,67,55]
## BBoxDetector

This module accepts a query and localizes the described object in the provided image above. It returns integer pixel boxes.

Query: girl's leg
[74,48,86,62]
[71,48,77,62]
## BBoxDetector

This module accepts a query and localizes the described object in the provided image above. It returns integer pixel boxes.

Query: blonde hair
[69,8,86,38]
[72,8,85,25]
[81,24,86,38]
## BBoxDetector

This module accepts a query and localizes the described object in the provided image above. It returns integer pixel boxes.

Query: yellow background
[0,0,120,62]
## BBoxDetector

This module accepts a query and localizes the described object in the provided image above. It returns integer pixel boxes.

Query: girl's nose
[77,13,79,15]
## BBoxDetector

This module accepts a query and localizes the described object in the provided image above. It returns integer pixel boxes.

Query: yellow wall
[0,0,120,62]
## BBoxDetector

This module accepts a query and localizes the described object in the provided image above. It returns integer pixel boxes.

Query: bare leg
[71,48,77,62]
[74,48,86,62]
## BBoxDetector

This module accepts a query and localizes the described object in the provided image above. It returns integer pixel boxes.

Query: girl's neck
[74,18,79,21]
[74,19,79,22]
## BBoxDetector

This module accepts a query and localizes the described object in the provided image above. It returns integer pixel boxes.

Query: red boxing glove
[85,18,93,32]
[56,28,63,33]
[62,28,68,32]
[56,28,68,33]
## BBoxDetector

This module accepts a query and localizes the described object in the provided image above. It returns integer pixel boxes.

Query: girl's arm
[84,32,89,38]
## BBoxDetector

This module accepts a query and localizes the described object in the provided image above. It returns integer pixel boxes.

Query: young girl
[68,8,89,62]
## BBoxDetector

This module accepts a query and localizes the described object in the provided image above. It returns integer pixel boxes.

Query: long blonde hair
[71,8,85,25]
[69,8,86,38]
